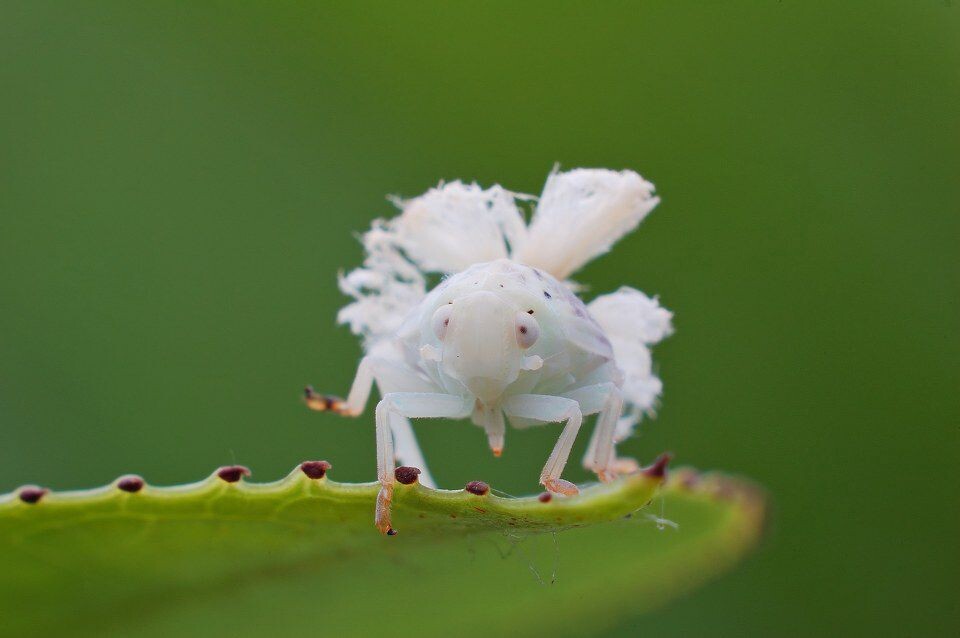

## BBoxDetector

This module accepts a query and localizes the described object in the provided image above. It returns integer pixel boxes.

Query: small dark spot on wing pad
[543,291,552,299]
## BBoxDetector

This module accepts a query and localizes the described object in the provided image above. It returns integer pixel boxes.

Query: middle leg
[563,382,625,482]
[502,394,583,496]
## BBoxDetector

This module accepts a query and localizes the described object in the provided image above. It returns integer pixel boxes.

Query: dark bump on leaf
[216,465,251,483]
[117,475,144,493]
[679,470,700,489]
[712,480,739,501]
[465,481,489,496]
[538,492,552,503]
[18,486,48,504]
[394,466,421,485]
[300,461,332,479]
[642,453,672,479]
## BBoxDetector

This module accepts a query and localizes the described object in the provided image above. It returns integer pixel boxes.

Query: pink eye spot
[432,304,454,339]
[515,312,540,349]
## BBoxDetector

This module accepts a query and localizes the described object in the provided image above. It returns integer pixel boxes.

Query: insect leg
[305,355,437,417]
[564,383,624,482]
[502,394,583,496]
[374,392,471,534]
[304,355,377,416]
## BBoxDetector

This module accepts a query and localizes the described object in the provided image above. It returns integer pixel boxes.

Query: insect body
[306,168,673,534]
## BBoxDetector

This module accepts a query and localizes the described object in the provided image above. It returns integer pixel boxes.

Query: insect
[306,167,673,534]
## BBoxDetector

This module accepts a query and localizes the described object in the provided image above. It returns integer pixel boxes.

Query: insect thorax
[395,259,619,402]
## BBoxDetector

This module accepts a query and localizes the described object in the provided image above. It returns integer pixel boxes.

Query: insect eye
[515,312,540,349]
[431,304,454,340]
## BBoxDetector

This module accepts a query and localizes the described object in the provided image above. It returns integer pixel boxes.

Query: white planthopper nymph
[306,167,673,534]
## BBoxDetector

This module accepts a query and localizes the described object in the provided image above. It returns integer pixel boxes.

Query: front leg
[306,355,442,417]
[304,356,377,416]
[502,394,583,496]
[374,392,471,535]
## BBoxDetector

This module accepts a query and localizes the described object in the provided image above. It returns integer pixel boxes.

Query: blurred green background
[1,1,957,635]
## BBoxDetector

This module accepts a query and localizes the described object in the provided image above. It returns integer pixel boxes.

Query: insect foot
[376,484,395,536]
[596,470,619,483]
[303,386,351,415]
[542,478,579,496]
[611,457,641,475]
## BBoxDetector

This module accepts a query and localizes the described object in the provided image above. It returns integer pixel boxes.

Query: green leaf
[0,461,764,637]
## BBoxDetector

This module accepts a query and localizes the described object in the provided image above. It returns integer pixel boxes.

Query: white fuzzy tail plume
[514,168,659,280]
[587,287,673,439]
[390,181,528,274]
[338,182,528,346]
[337,169,663,353]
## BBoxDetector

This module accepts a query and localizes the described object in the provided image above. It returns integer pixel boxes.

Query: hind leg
[563,383,628,482]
